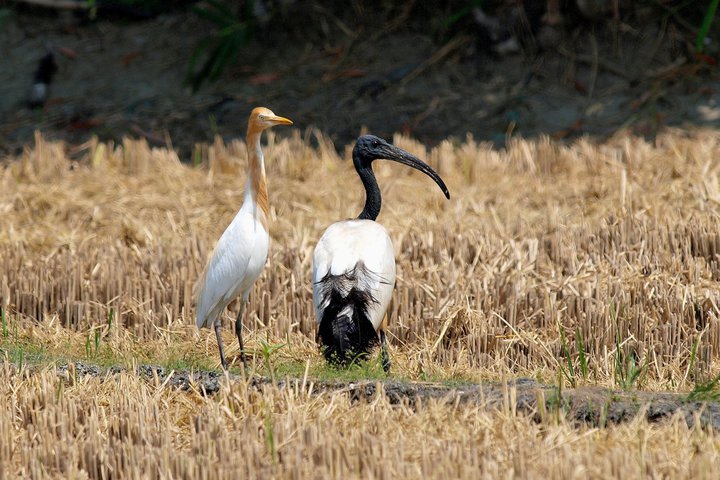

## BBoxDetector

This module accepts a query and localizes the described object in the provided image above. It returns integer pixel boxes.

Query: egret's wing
[195,216,254,328]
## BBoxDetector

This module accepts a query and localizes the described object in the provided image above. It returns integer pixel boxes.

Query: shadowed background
[1,0,719,157]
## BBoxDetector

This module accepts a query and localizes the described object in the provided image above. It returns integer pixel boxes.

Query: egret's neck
[245,127,269,227]
[355,159,381,221]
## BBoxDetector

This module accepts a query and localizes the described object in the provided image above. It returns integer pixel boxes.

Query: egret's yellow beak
[269,115,293,126]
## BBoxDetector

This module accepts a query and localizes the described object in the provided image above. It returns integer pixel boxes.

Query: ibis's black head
[352,135,451,201]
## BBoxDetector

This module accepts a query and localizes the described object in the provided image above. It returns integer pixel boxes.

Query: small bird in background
[313,135,450,372]
[27,51,58,109]
[195,107,293,370]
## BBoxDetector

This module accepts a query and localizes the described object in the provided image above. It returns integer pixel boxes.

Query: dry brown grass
[3,362,720,479]
[2,128,720,477]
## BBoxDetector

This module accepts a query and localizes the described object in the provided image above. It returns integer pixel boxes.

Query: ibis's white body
[195,187,269,329]
[312,219,396,331]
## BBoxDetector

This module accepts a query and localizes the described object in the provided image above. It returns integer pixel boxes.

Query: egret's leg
[214,318,228,370]
[380,330,391,373]
[235,301,248,371]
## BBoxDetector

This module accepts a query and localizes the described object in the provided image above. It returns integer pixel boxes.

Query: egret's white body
[313,220,395,331]
[194,107,292,369]
[195,195,270,329]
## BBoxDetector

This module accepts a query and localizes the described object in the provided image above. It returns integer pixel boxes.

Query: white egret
[195,107,293,370]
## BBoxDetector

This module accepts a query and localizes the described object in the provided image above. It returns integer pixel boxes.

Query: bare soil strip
[30,361,720,430]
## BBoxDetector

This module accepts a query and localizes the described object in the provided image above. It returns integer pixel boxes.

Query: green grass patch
[0,325,215,374]
[687,375,720,402]
[0,339,49,368]
[160,352,216,372]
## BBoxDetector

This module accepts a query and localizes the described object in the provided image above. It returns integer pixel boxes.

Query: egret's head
[249,107,293,132]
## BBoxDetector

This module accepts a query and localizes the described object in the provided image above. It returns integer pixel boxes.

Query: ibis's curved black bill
[377,143,450,200]
[353,134,451,200]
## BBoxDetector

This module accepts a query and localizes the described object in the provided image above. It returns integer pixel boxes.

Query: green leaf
[442,0,484,29]
[576,327,589,379]
[696,0,719,53]
[558,322,576,387]
[1,307,7,338]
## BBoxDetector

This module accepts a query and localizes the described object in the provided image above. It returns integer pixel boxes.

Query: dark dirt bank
[2,2,719,159]
[28,361,720,430]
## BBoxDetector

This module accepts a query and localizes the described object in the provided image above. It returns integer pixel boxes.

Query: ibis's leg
[235,300,248,371]
[214,318,228,370]
[380,330,391,373]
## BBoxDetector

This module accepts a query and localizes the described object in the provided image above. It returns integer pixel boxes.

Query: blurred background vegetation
[1,0,718,155]
[5,0,718,90]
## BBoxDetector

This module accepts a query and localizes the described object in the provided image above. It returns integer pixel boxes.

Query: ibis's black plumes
[352,135,451,221]
[315,263,380,365]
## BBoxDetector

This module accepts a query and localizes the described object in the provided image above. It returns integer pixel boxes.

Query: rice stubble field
[2,128,720,477]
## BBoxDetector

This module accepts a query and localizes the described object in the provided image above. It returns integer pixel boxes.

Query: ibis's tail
[315,263,379,366]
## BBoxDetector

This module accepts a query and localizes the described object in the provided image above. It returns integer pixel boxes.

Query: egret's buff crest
[246,107,293,230]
